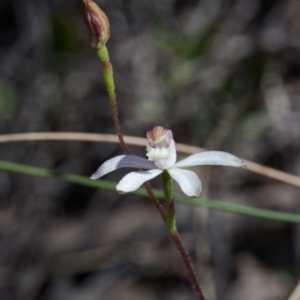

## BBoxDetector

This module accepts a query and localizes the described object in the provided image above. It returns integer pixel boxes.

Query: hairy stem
[171,231,206,300]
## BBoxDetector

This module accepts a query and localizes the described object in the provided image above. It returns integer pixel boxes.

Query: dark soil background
[0,0,300,299]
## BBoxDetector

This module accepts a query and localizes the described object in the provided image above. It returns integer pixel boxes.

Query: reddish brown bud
[83,0,110,48]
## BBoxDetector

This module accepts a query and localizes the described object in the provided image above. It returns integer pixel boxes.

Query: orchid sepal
[91,155,156,179]
[168,168,202,197]
[173,151,246,169]
[116,169,163,193]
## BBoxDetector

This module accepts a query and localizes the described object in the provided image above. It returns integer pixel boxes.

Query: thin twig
[0,132,299,189]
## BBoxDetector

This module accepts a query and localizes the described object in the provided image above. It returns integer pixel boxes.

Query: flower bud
[83,0,110,48]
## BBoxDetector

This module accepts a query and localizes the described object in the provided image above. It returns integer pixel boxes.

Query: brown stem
[144,182,167,223]
[110,101,130,155]
[171,231,206,300]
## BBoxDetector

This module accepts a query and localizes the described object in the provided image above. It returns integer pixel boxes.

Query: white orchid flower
[91,126,246,197]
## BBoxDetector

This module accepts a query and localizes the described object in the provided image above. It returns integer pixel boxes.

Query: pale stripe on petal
[116,169,162,193]
[168,168,202,198]
[91,155,156,179]
[173,151,245,169]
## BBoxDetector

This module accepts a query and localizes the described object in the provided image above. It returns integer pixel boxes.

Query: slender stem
[95,44,206,300]
[144,182,167,223]
[97,45,130,155]
[167,201,177,234]
[162,170,177,233]
[171,231,206,300]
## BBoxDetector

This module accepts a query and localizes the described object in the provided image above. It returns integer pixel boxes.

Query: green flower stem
[97,46,115,102]
[96,45,130,155]
[162,170,175,203]
[167,201,177,234]
[162,170,177,233]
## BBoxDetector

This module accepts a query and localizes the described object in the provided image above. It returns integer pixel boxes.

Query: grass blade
[0,160,299,223]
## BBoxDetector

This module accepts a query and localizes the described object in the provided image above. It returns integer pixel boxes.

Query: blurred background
[0,0,300,299]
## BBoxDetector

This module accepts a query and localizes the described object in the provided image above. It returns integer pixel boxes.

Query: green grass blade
[0,159,299,223]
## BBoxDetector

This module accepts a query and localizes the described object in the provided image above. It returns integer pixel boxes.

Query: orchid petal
[116,169,162,193]
[168,168,202,197]
[91,155,156,179]
[173,151,245,169]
